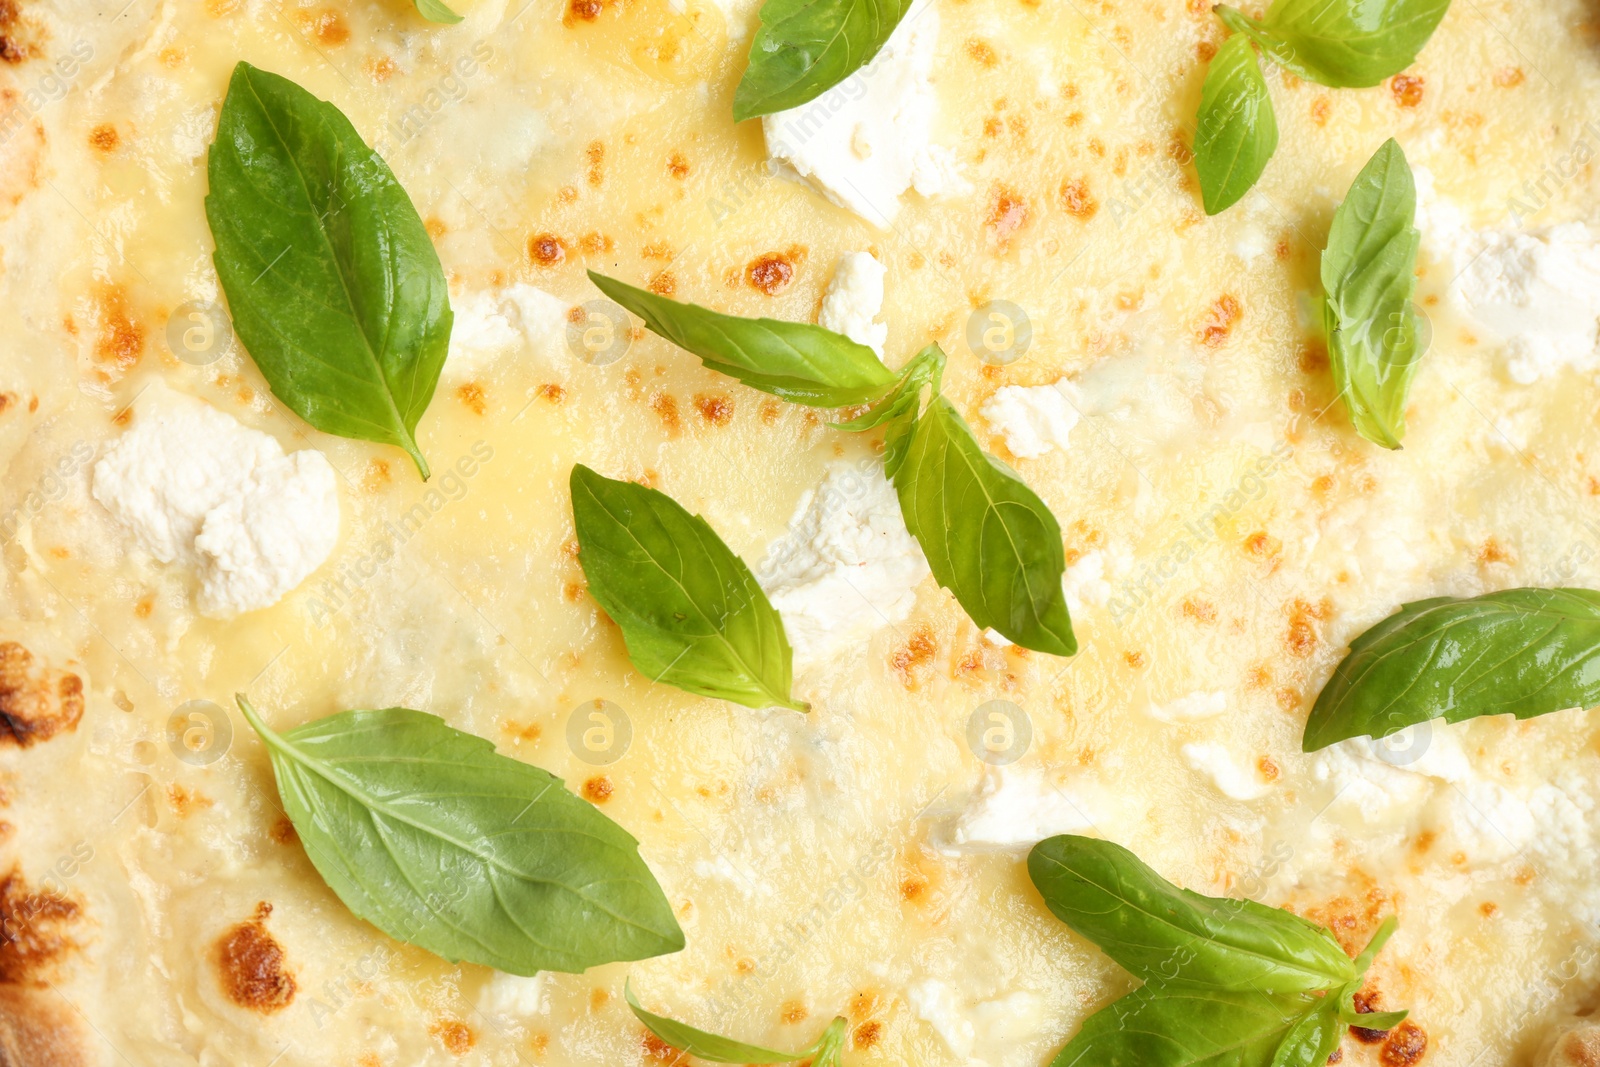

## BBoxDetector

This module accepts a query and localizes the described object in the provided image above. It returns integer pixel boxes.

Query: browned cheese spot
[0,643,84,747]
[214,902,296,1013]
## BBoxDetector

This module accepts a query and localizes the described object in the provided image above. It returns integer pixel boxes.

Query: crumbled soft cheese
[92,385,340,618]
[980,381,1080,459]
[477,972,546,1018]
[761,2,967,227]
[818,251,889,356]
[1181,742,1272,801]
[1148,690,1227,723]
[1425,780,1538,864]
[940,766,1097,853]
[756,461,929,670]
[908,980,976,1059]
[1414,167,1600,384]
[907,979,1046,1065]
[447,283,570,376]
[1059,544,1130,615]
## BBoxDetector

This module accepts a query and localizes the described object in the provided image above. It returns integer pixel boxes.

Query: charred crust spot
[581,775,612,802]
[529,233,567,266]
[668,152,690,179]
[0,35,23,64]
[642,1029,680,1062]
[568,0,602,19]
[1285,598,1329,657]
[430,1019,476,1055]
[647,271,676,296]
[1476,536,1514,565]
[1492,67,1525,88]
[1059,178,1097,219]
[853,1021,883,1050]
[1124,650,1145,668]
[537,383,567,404]
[88,124,118,152]
[746,253,796,295]
[1379,1022,1427,1065]
[693,393,733,425]
[1197,40,1217,61]
[1389,74,1424,108]
[759,399,782,425]
[0,643,84,748]
[0,870,81,985]
[1311,96,1331,126]
[214,903,296,1014]
[781,1001,808,1024]
[585,140,604,186]
[1198,294,1243,346]
[965,39,998,66]
[269,817,298,845]
[1181,597,1217,624]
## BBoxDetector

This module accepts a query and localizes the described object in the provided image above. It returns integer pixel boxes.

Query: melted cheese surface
[2,0,1600,1064]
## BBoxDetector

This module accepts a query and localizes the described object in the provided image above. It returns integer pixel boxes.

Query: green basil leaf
[1194,34,1278,216]
[571,465,806,712]
[625,981,848,1064]
[1302,588,1600,750]
[235,697,684,975]
[732,0,915,121]
[206,63,451,479]
[1270,997,1344,1067]
[1028,836,1356,994]
[1320,138,1424,450]
[588,271,897,407]
[833,343,945,475]
[1049,984,1326,1067]
[412,0,464,22]
[893,396,1075,655]
[1216,0,1450,88]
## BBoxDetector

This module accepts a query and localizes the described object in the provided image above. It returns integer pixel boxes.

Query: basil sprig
[732,0,914,121]
[571,466,807,711]
[626,981,849,1066]
[1215,0,1451,89]
[1321,138,1425,449]
[1193,0,1449,211]
[411,0,463,22]
[586,276,1076,655]
[1303,588,1600,751]
[236,697,684,975]
[589,272,897,407]
[1030,836,1407,1067]
[207,63,451,479]
[1194,35,1278,216]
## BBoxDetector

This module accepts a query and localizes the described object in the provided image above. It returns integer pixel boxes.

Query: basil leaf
[1303,588,1600,750]
[732,0,914,121]
[1049,984,1326,1067]
[1271,998,1344,1067]
[893,396,1075,655]
[1320,138,1424,450]
[1194,34,1278,216]
[588,271,897,407]
[235,697,684,975]
[1028,836,1356,994]
[412,0,464,22]
[833,343,945,475]
[1216,0,1450,88]
[206,63,451,479]
[625,981,848,1065]
[571,465,806,712]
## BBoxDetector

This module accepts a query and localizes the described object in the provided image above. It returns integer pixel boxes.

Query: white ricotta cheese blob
[91,384,340,618]
[818,251,889,356]
[761,2,968,227]
[980,381,1080,459]
[939,766,1097,853]
[907,979,1047,1065]
[756,460,929,670]
[1181,742,1273,801]
[1415,167,1600,384]
[1147,689,1227,723]
[476,971,546,1018]
[446,283,570,376]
